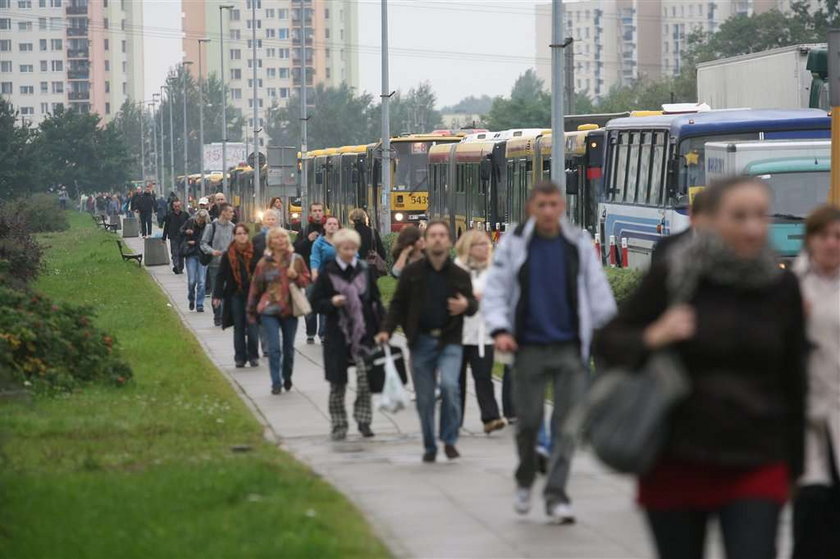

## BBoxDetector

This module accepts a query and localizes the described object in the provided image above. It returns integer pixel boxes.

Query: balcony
[67,28,88,37]
[67,70,89,80]
[68,91,89,100]
[67,49,88,59]
[291,36,313,46]
[66,5,87,15]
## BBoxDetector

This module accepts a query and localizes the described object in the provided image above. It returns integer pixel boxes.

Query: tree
[485,70,552,130]
[440,95,494,115]
[0,99,35,198]
[367,82,445,137]
[107,99,153,180]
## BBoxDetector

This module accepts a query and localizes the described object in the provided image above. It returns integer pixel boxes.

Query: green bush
[381,232,398,269]
[0,206,44,288]
[0,286,133,393]
[6,193,70,233]
[605,267,644,305]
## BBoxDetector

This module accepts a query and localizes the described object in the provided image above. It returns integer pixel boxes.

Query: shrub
[605,267,644,306]
[0,206,44,288]
[5,193,70,233]
[381,232,398,269]
[0,286,133,393]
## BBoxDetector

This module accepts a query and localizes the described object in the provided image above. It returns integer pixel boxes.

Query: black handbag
[365,345,408,393]
[198,222,216,266]
[365,229,388,278]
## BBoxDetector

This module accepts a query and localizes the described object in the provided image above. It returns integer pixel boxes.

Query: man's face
[215,194,226,205]
[310,205,324,222]
[146,185,154,193]
[221,207,234,221]
[172,202,182,213]
[528,191,565,231]
[425,224,451,256]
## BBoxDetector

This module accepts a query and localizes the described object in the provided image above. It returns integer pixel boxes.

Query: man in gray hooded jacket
[483,181,617,524]
[201,203,236,326]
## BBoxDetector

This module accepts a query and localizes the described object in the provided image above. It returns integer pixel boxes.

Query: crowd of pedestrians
[117,176,837,559]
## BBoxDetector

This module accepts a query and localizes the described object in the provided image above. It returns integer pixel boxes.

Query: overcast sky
[143,0,538,108]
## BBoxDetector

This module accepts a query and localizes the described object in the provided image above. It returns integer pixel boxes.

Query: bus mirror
[675,194,691,210]
[315,171,323,185]
[479,159,492,181]
[565,169,579,195]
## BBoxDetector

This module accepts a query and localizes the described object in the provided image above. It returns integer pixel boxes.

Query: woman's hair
[266,226,292,252]
[805,204,840,244]
[233,223,250,236]
[263,208,281,223]
[268,196,282,209]
[325,215,341,226]
[392,225,422,261]
[195,209,210,223]
[332,227,362,249]
[348,208,368,224]
[455,229,492,263]
[703,176,769,214]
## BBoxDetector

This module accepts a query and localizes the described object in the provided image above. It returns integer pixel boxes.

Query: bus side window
[637,132,653,204]
[648,132,666,206]
[626,132,640,203]
[612,131,629,202]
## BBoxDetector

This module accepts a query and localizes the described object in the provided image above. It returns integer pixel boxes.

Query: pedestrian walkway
[124,234,789,559]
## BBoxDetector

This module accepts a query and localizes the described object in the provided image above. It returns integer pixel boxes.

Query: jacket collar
[518,216,579,246]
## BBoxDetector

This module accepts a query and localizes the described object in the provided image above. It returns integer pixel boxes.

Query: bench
[116,240,143,267]
[99,215,119,232]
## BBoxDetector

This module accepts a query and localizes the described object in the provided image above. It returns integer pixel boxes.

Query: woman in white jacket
[455,230,505,434]
[792,204,840,559]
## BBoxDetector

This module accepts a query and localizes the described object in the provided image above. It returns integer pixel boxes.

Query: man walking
[376,221,478,463]
[162,199,189,274]
[156,194,170,229]
[201,203,236,327]
[293,202,326,344]
[483,181,617,524]
[58,185,68,210]
[133,183,156,238]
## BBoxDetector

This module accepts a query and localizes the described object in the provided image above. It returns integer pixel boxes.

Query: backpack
[198,222,216,266]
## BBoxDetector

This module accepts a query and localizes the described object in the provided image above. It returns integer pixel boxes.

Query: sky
[143,0,539,108]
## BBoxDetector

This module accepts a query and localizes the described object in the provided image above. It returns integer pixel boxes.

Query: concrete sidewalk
[125,233,652,558]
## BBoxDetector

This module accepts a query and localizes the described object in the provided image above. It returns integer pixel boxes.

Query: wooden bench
[116,240,142,267]
[99,215,119,232]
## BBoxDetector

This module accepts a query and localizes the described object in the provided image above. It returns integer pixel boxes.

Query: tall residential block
[0,0,144,125]
[182,0,359,147]
[536,0,797,102]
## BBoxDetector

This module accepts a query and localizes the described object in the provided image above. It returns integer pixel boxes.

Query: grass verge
[0,212,389,559]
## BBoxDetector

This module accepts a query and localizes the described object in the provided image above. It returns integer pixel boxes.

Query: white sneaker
[547,502,576,524]
[514,487,531,515]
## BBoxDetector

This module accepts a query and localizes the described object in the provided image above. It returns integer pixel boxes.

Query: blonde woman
[455,230,504,434]
[247,227,311,394]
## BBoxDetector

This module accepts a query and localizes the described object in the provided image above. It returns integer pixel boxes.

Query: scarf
[228,241,254,291]
[666,231,781,303]
[329,266,369,359]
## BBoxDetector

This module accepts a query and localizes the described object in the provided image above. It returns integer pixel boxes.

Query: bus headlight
[395,212,404,222]
[291,212,300,219]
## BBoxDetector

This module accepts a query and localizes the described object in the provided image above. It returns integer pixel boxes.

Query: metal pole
[299,0,309,224]
[159,86,166,194]
[251,0,260,219]
[380,0,391,233]
[168,82,175,196]
[183,61,193,206]
[829,30,840,205]
[198,38,210,198]
[565,37,575,115]
[550,0,566,189]
[139,102,146,182]
[220,5,233,199]
[149,101,158,193]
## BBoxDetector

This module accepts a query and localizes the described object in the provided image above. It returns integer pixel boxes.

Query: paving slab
[125,232,791,559]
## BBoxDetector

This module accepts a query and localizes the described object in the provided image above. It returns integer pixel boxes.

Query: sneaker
[422,451,437,463]
[358,423,374,438]
[235,361,245,368]
[271,386,282,395]
[249,360,259,367]
[319,337,325,344]
[444,444,460,460]
[537,451,549,475]
[306,336,315,344]
[214,319,222,327]
[283,379,292,391]
[172,266,178,274]
[483,418,506,434]
[196,307,204,313]
[189,301,195,311]
[331,429,347,441]
[547,502,576,525]
[514,487,532,515]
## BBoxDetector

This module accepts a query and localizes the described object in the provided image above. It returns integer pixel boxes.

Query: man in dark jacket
[155,196,169,228]
[134,183,156,238]
[651,190,710,266]
[162,199,189,274]
[293,202,326,343]
[376,221,478,463]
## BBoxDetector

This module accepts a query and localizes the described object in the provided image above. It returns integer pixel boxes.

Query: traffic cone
[608,235,616,267]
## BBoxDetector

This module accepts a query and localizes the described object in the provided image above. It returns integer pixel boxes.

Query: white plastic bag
[377,345,409,413]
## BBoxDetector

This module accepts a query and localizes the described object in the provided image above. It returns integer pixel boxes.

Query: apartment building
[536,0,794,101]
[182,0,358,147]
[0,0,144,125]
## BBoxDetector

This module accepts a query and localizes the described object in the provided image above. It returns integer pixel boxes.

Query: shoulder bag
[365,228,388,278]
[288,254,312,317]
[198,222,216,266]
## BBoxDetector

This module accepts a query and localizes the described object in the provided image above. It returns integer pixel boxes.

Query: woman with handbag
[791,204,840,559]
[350,208,387,277]
[247,227,311,395]
[212,223,261,368]
[454,230,504,434]
[310,228,385,441]
[594,176,807,559]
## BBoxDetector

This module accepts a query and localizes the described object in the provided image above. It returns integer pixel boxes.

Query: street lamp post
[149,99,158,194]
[139,101,146,184]
[159,86,166,194]
[251,0,260,217]
[198,38,210,198]
[182,61,193,206]
[167,83,175,197]
[219,4,234,198]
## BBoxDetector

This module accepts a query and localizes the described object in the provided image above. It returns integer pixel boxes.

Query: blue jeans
[409,335,463,455]
[185,256,206,309]
[261,314,298,389]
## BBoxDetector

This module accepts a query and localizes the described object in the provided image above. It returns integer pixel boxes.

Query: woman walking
[212,223,260,368]
[247,227,310,395]
[181,209,211,312]
[454,230,504,434]
[595,176,807,559]
[791,204,840,559]
[350,208,386,268]
[390,225,425,278]
[310,228,384,441]
[310,215,341,279]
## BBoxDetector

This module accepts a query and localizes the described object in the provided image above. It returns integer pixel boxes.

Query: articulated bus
[599,109,831,268]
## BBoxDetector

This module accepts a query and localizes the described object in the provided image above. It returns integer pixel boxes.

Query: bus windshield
[393,142,430,192]
[677,133,758,191]
[760,171,830,219]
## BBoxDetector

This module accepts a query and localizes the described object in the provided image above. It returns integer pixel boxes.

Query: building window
[267,87,276,97]
[231,88,242,99]
[121,40,126,53]
[1,18,13,30]
[230,30,240,40]
[19,64,33,72]
[51,39,62,50]
[18,21,32,31]
[246,39,263,48]
[103,18,108,29]
[325,28,330,39]
[19,43,33,52]
[231,9,240,21]
[52,81,63,93]
[0,40,10,52]
[0,0,9,7]
[40,81,48,93]
[1,61,12,72]
[122,61,126,72]
[121,19,125,30]
[104,60,110,71]
[20,85,34,95]
[18,0,32,7]
[40,39,48,51]
[20,107,34,115]
[231,68,241,80]
[106,102,110,114]
[41,102,49,114]
[52,102,62,112]
[265,8,274,17]
[325,68,330,79]
[279,67,289,78]
[266,68,276,78]
[279,48,289,59]
[51,60,63,71]
[122,82,126,94]
[0,82,12,94]
[279,88,288,98]
[278,28,289,39]
[105,81,109,92]
[265,47,275,57]
[266,28,275,38]
[50,0,61,6]
[230,49,241,60]
[49,17,62,30]
[279,8,288,19]
[39,60,48,72]
[104,39,109,50]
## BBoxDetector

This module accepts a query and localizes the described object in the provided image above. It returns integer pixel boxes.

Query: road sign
[247,151,266,168]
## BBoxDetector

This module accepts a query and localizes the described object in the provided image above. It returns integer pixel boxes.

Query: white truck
[705,139,830,258]
[697,44,828,110]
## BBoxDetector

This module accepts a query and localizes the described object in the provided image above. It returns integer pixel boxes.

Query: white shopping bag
[377,345,410,413]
